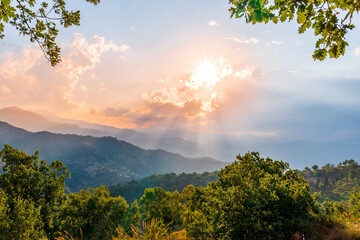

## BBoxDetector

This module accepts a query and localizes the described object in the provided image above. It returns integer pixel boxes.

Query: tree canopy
[1,145,359,239]
[0,0,100,66]
[0,144,70,239]
[229,0,359,60]
[185,152,319,239]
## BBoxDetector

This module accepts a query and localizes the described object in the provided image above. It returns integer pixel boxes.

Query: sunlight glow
[186,61,220,90]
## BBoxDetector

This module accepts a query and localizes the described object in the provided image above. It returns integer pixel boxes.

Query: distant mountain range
[0,121,226,192]
[0,106,209,158]
[1,106,360,170]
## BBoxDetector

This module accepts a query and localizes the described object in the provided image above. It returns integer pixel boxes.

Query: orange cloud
[58,33,131,105]
[0,45,42,102]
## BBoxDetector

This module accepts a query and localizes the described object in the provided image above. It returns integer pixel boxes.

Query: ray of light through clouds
[140,57,254,127]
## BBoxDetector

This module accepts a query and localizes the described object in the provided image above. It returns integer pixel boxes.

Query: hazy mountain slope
[0,106,209,158]
[0,106,57,131]
[0,122,226,192]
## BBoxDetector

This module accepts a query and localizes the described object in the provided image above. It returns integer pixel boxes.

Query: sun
[186,60,220,90]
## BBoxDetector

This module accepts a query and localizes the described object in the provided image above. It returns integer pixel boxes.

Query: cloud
[122,100,204,128]
[0,45,43,102]
[208,20,221,27]
[142,58,233,115]
[225,37,259,44]
[104,107,129,117]
[353,47,360,57]
[266,41,282,46]
[129,57,254,127]
[58,33,131,105]
[0,34,130,114]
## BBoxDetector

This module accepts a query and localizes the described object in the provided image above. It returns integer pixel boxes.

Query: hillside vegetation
[109,159,360,206]
[109,171,219,203]
[0,122,225,192]
[301,160,360,203]
[0,145,360,239]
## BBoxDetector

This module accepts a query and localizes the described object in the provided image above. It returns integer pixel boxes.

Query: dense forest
[109,171,219,203]
[0,144,360,239]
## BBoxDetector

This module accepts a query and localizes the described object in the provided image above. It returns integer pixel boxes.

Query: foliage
[109,171,219,204]
[350,190,360,218]
[58,186,128,240]
[121,200,141,233]
[113,219,187,240]
[185,152,319,239]
[140,188,184,230]
[0,122,224,192]
[0,0,100,66]
[0,144,70,239]
[228,0,359,60]
[2,144,360,239]
[307,200,360,239]
[303,160,360,203]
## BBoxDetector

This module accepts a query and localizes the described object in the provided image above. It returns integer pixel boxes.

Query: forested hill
[301,160,360,203]
[0,121,226,192]
[110,160,360,204]
[109,171,219,203]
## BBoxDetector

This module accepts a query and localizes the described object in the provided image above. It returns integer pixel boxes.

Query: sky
[0,1,360,167]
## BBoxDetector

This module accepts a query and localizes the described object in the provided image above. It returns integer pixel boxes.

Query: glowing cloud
[225,37,259,44]
[58,33,130,105]
[353,47,360,57]
[0,45,42,101]
[186,61,220,90]
[142,57,250,121]
[266,41,282,46]
[208,20,221,27]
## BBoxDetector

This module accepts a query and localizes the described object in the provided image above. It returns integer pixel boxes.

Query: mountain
[0,106,209,158]
[0,106,57,131]
[0,122,226,192]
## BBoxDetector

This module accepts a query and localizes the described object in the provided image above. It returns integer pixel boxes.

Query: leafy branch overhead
[0,0,100,66]
[229,0,359,60]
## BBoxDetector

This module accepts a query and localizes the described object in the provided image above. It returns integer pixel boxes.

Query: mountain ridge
[0,106,210,158]
[0,121,226,192]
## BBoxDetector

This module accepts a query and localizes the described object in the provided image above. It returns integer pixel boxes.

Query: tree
[228,0,359,60]
[140,187,184,230]
[120,200,141,233]
[312,164,319,171]
[0,144,70,239]
[0,0,100,66]
[350,189,360,218]
[304,166,312,172]
[185,152,319,239]
[58,186,128,240]
[323,174,329,190]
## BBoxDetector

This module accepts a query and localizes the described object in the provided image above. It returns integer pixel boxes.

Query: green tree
[229,0,359,60]
[323,174,329,190]
[350,189,360,218]
[0,144,70,239]
[312,164,319,171]
[140,187,184,230]
[121,200,141,233]
[0,191,44,239]
[185,152,319,239]
[58,186,128,240]
[0,0,100,66]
